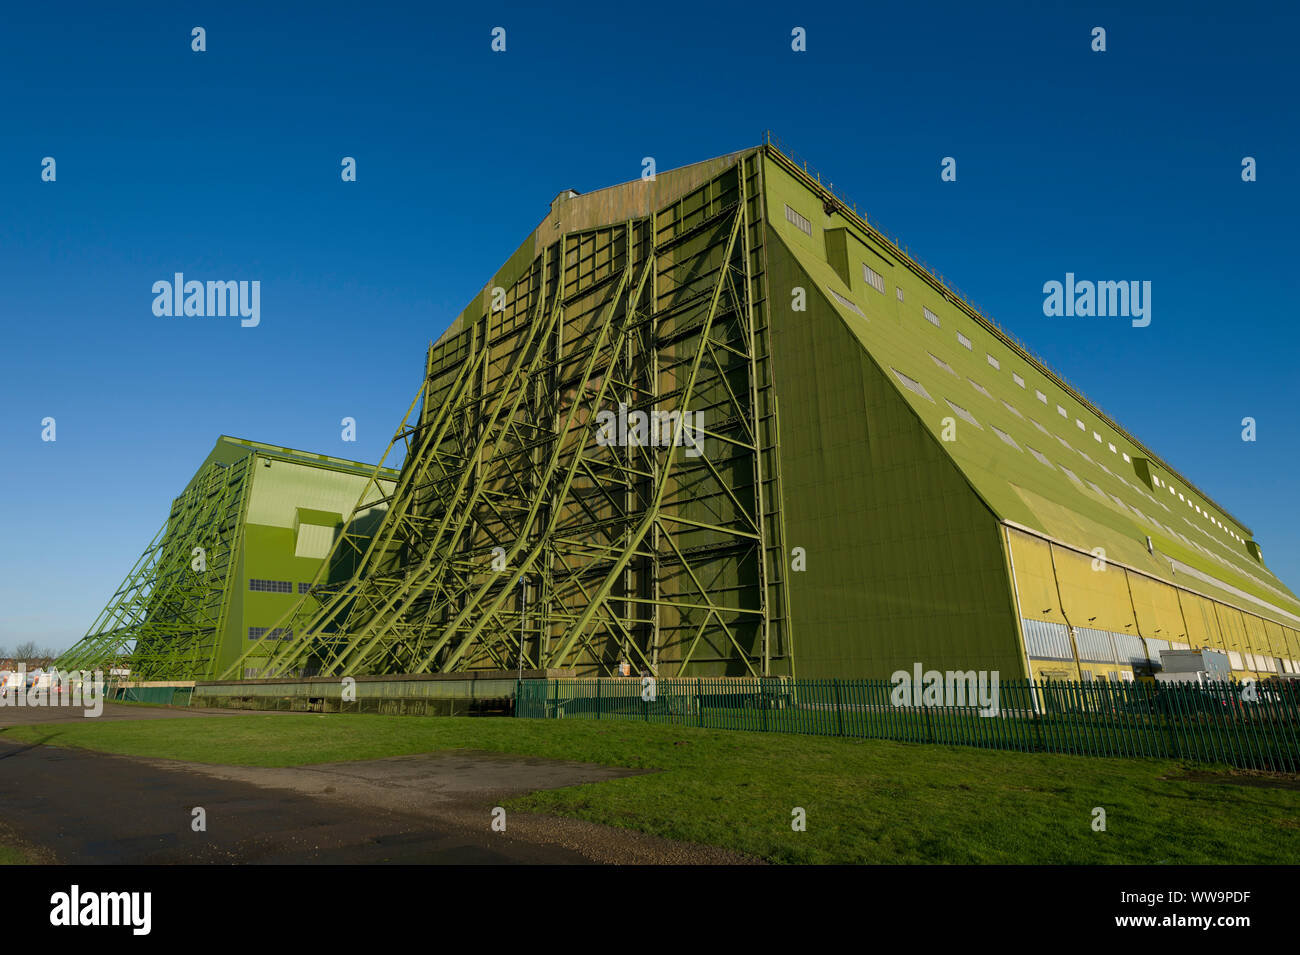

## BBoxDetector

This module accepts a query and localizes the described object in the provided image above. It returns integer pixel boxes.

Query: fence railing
[105,684,193,706]
[516,677,1300,773]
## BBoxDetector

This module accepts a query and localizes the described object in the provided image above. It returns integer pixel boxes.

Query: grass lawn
[0,819,49,865]
[4,714,1297,864]
[0,846,31,865]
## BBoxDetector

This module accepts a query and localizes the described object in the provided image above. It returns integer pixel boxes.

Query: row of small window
[905,292,1148,471]
[896,365,1203,549]
[917,355,1242,560]
[1149,473,1243,542]
[821,210,1248,556]
[927,307,1240,547]
[789,200,1148,503]
[248,627,295,641]
[804,207,1239,550]
[1026,621,1298,672]
[249,579,313,594]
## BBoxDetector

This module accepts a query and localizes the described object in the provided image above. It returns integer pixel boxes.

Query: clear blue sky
[2,1,1297,652]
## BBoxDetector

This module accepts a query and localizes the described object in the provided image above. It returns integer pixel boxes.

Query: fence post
[552,679,559,719]
[1032,682,1044,752]
[596,679,601,720]
[1158,679,1175,760]
[834,679,844,736]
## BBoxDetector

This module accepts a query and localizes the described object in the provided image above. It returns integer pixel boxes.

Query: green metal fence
[106,684,193,706]
[516,677,1300,773]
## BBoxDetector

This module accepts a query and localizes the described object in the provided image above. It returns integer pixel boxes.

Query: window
[1022,618,1072,660]
[1057,404,1068,418]
[1012,373,1025,388]
[249,578,292,594]
[957,332,972,350]
[1093,431,1103,443]
[1001,399,1024,419]
[828,288,865,317]
[1075,628,1116,664]
[1035,390,1048,404]
[987,354,1000,370]
[896,286,904,301]
[298,582,312,594]
[892,369,934,402]
[784,204,812,235]
[1108,442,1117,454]
[862,263,885,294]
[968,377,992,399]
[929,352,957,376]
[1075,419,1086,431]
[922,306,941,327]
[1112,632,1147,666]
[992,426,1020,450]
[1122,452,1131,463]
[249,627,294,641]
[1030,418,1050,436]
[945,399,982,429]
[1060,464,1084,486]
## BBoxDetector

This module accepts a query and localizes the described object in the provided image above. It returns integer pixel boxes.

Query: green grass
[4,714,1297,864]
[0,845,32,865]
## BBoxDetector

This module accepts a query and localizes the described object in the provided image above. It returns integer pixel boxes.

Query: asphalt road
[0,737,598,863]
[0,705,760,864]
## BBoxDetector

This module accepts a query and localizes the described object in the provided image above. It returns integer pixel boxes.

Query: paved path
[0,701,288,728]
[0,739,603,863]
[0,712,761,864]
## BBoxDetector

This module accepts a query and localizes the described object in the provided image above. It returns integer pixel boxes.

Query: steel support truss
[57,454,253,680]
[225,158,792,679]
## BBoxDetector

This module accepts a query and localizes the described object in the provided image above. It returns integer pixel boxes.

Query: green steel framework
[224,155,793,679]
[59,454,253,680]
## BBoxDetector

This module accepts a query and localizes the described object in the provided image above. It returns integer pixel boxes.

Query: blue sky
[2,1,1297,652]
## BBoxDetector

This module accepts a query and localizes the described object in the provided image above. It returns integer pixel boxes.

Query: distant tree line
[0,642,58,667]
